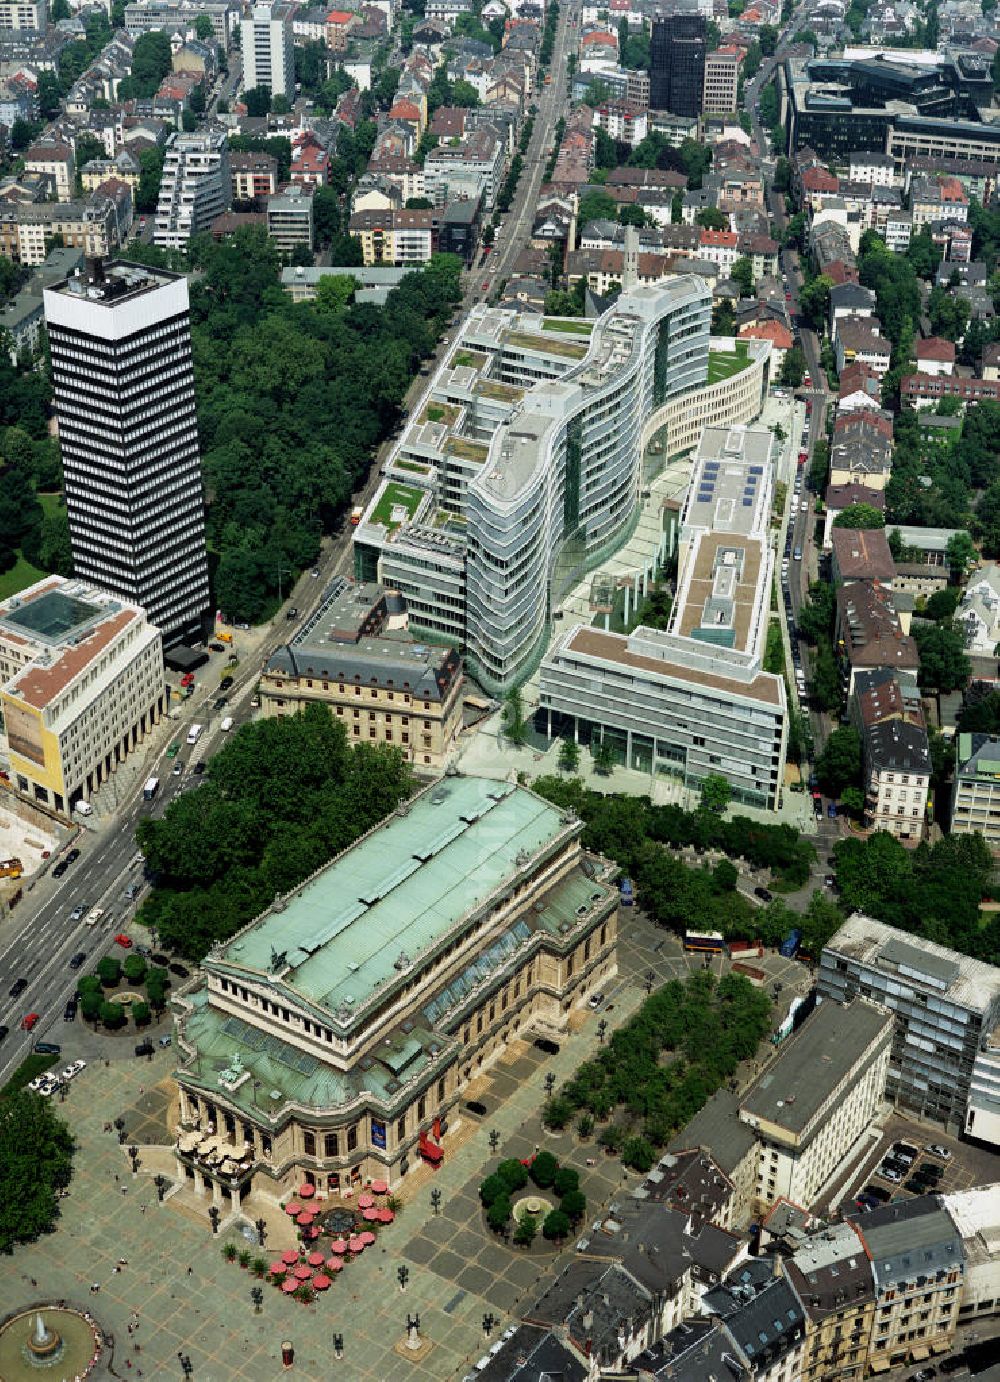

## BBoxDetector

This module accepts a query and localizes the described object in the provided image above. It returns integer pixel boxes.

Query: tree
[946,530,977,576]
[699,774,731,815]
[816,727,861,797]
[136,146,165,212]
[97,955,121,987]
[130,31,172,97]
[696,208,727,231]
[244,85,272,117]
[924,586,960,622]
[560,1188,587,1220]
[811,642,843,713]
[529,1150,559,1188]
[592,739,615,776]
[495,1158,529,1193]
[451,79,480,108]
[122,954,147,984]
[513,1211,537,1246]
[759,24,778,54]
[542,1208,571,1240]
[914,623,971,692]
[621,1136,656,1172]
[503,689,528,746]
[731,256,754,297]
[928,284,971,343]
[486,1194,512,1232]
[100,1000,126,1029]
[840,785,864,817]
[558,737,580,773]
[797,275,832,332]
[594,127,618,171]
[833,503,885,530]
[132,1001,151,1027]
[194,14,214,39]
[577,188,618,228]
[0,1091,75,1254]
[553,1167,580,1197]
[780,347,806,388]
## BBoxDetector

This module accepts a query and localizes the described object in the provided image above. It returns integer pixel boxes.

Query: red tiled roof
[915,336,956,362]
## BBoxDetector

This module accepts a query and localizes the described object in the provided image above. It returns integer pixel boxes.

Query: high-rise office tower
[154,130,230,250]
[650,9,707,116]
[241,2,294,98]
[43,259,211,647]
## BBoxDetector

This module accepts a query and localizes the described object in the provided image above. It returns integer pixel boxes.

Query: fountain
[0,1305,102,1378]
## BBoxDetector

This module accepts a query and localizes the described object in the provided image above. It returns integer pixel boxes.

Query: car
[754,886,773,901]
[66,848,80,864]
[925,1144,951,1160]
[172,760,183,775]
[33,1040,60,1054]
[813,796,823,817]
[465,1099,487,1116]
[9,977,28,998]
[52,860,68,878]
[905,1176,929,1193]
[828,802,838,818]
[68,951,86,970]
[880,1166,902,1183]
[533,1036,560,1055]
[135,944,152,958]
[114,933,133,948]
[63,999,77,1022]
[209,641,225,652]
[169,962,190,978]
[800,501,808,513]
[60,1060,86,1081]
[863,1184,890,1202]
[152,953,170,966]
[482,280,490,291]
[587,992,606,1009]
[28,1075,50,1092]
[916,1162,943,1181]
[70,903,87,922]
[793,546,802,561]
[213,697,228,711]
[124,883,141,901]
[311,568,320,578]
[219,676,234,691]
[159,1034,173,1048]
[910,1369,937,1382]
[286,607,299,620]
[892,1146,915,1166]
[192,761,205,775]
[135,1040,154,1058]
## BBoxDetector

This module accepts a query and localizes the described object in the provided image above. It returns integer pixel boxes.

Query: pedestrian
[29,1277,37,1287]
[187,1266,193,1276]
[114,1173,119,1183]
[90,1284,100,1294]
[140,1205,146,1216]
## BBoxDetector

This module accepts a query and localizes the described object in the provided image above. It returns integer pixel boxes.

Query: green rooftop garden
[371,481,425,530]
[505,330,589,360]
[542,318,594,336]
[454,349,488,370]
[420,401,460,426]
[394,458,434,476]
[476,379,524,402]
[445,437,489,463]
[707,341,751,385]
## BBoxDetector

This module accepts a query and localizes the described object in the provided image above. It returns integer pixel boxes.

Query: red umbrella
[307,1251,325,1267]
[281,1278,298,1294]
[269,1261,287,1276]
[371,1179,388,1194]
[285,1202,302,1216]
[312,1273,331,1290]
[281,1249,300,1265]
[362,1207,379,1221]
[358,1193,374,1209]
[293,1263,312,1281]
[298,1183,315,1199]
[325,1257,344,1272]
[378,1208,395,1224]
[295,1212,313,1227]
[348,1236,364,1253]
[329,1239,348,1254]
[359,1231,376,1246]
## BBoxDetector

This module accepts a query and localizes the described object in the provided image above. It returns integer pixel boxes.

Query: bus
[186,724,203,747]
[684,930,728,955]
[780,928,802,958]
[619,877,634,907]
[143,777,159,801]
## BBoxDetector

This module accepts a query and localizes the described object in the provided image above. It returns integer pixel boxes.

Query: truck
[186,724,203,747]
[220,716,234,733]
[0,857,23,880]
[143,777,159,801]
[779,928,803,958]
[350,505,363,526]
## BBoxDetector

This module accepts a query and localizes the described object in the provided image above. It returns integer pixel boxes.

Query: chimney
[623,223,639,290]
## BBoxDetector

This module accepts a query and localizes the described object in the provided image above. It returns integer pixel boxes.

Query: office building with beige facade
[785,1221,876,1382]
[0,577,165,817]
[259,578,463,772]
[170,775,618,1205]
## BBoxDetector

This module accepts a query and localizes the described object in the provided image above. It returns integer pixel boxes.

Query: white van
[186,724,203,746]
[220,716,234,733]
[74,800,93,817]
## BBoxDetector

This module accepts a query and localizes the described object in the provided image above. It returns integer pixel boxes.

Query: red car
[21,1012,39,1030]
[114,933,133,949]
[180,672,195,687]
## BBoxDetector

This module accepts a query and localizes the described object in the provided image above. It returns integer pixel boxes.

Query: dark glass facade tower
[650,11,707,117]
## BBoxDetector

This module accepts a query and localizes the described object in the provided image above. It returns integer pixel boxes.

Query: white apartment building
[849,151,896,186]
[0,0,46,29]
[964,1025,1000,1147]
[154,130,230,250]
[863,718,930,842]
[819,915,1000,1134]
[266,185,313,251]
[43,260,211,646]
[702,49,738,113]
[0,577,165,818]
[241,2,294,98]
[944,1188,1000,1322]
[952,731,1000,850]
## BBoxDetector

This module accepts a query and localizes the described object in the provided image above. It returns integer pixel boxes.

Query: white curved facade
[465,277,711,693]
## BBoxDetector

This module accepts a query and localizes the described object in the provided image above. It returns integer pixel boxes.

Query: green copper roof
[218,776,574,1018]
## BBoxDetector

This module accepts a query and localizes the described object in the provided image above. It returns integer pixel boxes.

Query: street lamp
[208,1205,220,1234]
[178,1353,193,1377]
[155,1174,168,1202]
[333,1333,344,1360]
[544,1072,556,1097]
[597,1019,608,1045]
[255,1216,267,1247]
[488,1129,500,1154]
[430,1188,441,1216]
[397,1265,409,1292]
[645,969,655,995]
[483,1312,496,1337]
[251,1286,263,1314]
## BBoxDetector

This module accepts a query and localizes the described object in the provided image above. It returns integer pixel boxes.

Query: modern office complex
[153,130,231,250]
[650,10,706,117]
[781,53,1000,164]
[539,426,787,808]
[819,915,1000,1134]
[171,775,618,1202]
[951,732,1000,850]
[0,577,165,817]
[353,277,713,693]
[43,259,211,646]
[124,0,238,50]
[241,2,294,98]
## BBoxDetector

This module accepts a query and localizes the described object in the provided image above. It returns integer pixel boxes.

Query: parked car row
[860,1139,953,1206]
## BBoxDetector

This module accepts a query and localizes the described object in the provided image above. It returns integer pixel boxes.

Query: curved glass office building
[464,278,710,692]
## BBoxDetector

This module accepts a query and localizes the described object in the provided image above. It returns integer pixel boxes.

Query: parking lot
[844,1112,996,1217]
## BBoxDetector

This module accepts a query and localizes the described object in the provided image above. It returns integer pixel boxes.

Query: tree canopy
[136,706,412,958]
[0,1090,75,1254]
